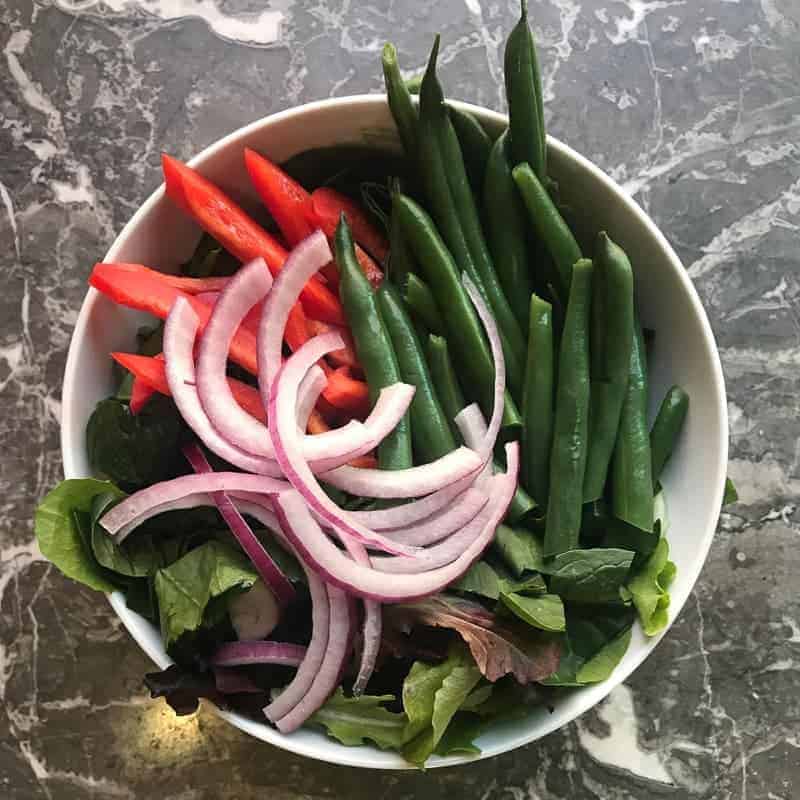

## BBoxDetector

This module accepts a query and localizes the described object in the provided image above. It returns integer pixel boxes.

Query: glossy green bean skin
[420,38,526,395]
[544,259,593,557]
[426,334,536,522]
[484,130,534,329]
[382,43,418,159]
[504,0,546,178]
[513,162,581,296]
[522,294,554,508]
[395,193,521,430]
[335,218,412,469]
[611,321,653,531]
[403,273,444,335]
[448,105,493,195]
[583,232,634,502]
[650,385,689,487]
[388,194,417,289]
[377,283,456,463]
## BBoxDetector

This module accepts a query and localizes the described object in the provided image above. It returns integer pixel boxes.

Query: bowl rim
[61,93,728,770]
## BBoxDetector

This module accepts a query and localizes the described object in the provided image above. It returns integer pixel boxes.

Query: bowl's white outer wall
[61,96,728,769]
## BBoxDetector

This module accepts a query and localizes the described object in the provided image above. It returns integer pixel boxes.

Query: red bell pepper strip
[310,186,389,263]
[90,265,258,374]
[129,375,157,414]
[244,148,315,248]
[112,352,267,422]
[322,366,371,418]
[306,319,360,369]
[95,262,230,294]
[161,154,345,325]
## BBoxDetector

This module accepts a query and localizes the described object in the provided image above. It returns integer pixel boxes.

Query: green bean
[377,283,456,463]
[484,130,534,329]
[335,218,412,469]
[522,294,554,508]
[421,38,526,395]
[650,385,689,487]
[395,193,521,430]
[504,0,546,178]
[611,321,653,531]
[426,334,536,522]
[403,273,444,335]
[583,232,634,502]
[388,192,417,288]
[513,162,582,296]
[544,258,593,557]
[382,43,418,159]
[448,104,493,195]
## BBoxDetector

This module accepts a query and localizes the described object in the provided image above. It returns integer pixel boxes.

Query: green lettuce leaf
[491,525,545,577]
[311,690,408,750]
[433,713,484,757]
[540,548,634,604]
[575,628,633,683]
[622,535,676,636]
[402,645,482,767]
[499,593,566,632]
[154,541,258,646]
[35,479,126,592]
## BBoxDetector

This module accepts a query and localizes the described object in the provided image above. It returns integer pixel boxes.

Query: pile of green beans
[364,7,690,551]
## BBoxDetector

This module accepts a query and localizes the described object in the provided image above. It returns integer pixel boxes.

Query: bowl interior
[61,96,727,769]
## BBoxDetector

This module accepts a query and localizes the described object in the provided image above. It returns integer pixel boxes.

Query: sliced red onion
[462,274,504,461]
[382,487,488,546]
[101,472,288,542]
[183,443,295,608]
[317,446,482,498]
[214,667,262,694]
[269,334,420,557]
[258,230,332,414]
[271,442,519,602]
[296,366,327,430]
[211,641,307,668]
[163,297,283,476]
[228,580,281,640]
[273,583,352,733]
[455,404,493,484]
[196,258,275,457]
[372,480,501,574]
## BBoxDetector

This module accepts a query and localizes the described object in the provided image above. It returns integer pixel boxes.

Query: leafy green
[154,541,258,647]
[491,525,545,577]
[433,713,484,757]
[386,595,561,684]
[402,645,482,767]
[723,477,738,506]
[181,233,239,278]
[621,535,676,636]
[499,593,566,632]
[35,479,126,592]
[542,605,635,686]
[86,396,185,491]
[311,690,408,750]
[540,548,634,604]
[453,559,546,600]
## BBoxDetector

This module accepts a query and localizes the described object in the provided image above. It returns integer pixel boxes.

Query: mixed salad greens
[35,4,733,767]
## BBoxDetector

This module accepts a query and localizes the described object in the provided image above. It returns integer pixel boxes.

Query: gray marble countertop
[2,1,799,798]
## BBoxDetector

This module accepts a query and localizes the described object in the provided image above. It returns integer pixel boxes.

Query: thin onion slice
[271,442,519,602]
[258,230,332,414]
[211,641,307,668]
[182,443,295,608]
[164,297,283,475]
[101,473,288,542]
[455,403,493,484]
[382,487,488,546]
[273,583,352,733]
[296,366,327,430]
[269,333,420,556]
[196,258,274,456]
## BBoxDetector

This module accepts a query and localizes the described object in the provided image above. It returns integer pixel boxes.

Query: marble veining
[2,0,799,797]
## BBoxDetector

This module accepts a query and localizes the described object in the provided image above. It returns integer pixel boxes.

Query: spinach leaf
[86,396,185,491]
[499,593,566,632]
[453,559,546,600]
[575,628,632,683]
[540,548,634,604]
[181,233,240,278]
[154,540,258,647]
[433,713,484,757]
[311,690,408,750]
[621,535,676,636]
[402,644,482,767]
[35,479,127,592]
[491,525,545,577]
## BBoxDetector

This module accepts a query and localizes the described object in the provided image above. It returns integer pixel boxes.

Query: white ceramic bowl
[61,96,728,769]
